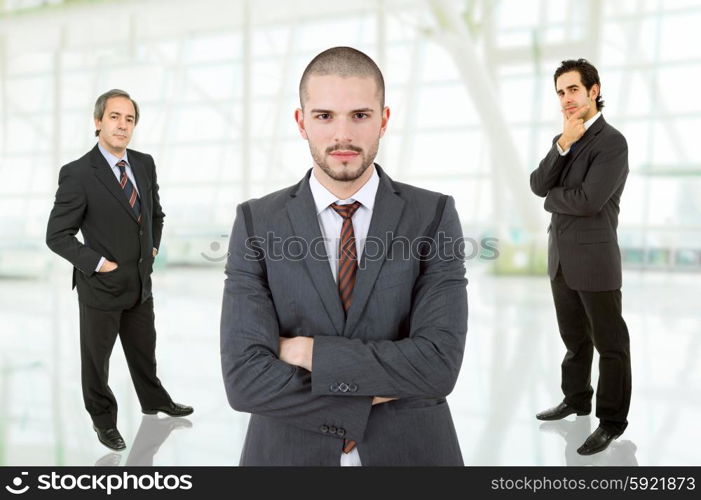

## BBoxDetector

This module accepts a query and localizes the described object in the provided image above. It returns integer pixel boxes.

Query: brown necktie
[330,201,362,314]
[330,201,362,454]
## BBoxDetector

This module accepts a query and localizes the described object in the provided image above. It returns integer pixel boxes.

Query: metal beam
[426,0,540,232]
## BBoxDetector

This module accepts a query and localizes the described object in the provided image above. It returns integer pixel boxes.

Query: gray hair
[93,89,140,137]
[299,46,385,108]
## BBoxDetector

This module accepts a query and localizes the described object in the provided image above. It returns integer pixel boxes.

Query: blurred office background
[0,0,699,466]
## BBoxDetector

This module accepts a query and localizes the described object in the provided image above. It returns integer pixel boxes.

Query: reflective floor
[1,265,699,466]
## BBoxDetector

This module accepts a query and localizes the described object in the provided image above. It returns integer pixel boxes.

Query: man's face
[295,75,389,182]
[555,70,598,120]
[94,96,136,155]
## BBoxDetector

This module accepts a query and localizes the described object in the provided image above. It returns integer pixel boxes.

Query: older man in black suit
[47,90,192,451]
[530,59,631,456]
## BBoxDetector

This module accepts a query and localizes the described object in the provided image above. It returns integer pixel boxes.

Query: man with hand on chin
[47,89,192,451]
[530,59,631,456]
[221,47,468,466]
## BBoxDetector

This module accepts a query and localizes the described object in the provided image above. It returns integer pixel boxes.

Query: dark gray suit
[530,116,628,292]
[220,165,468,466]
[530,115,631,434]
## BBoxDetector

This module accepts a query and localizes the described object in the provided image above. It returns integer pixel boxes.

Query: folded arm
[544,135,628,216]
[309,196,468,400]
[220,204,373,441]
[530,136,567,197]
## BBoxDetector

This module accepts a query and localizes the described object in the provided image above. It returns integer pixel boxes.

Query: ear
[94,117,102,136]
[589,83,600,103]
[294,108,308,140]
[379,106,391,138]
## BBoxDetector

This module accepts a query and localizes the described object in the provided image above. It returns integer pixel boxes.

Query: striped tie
[116,160,142,223]
[330,201,362,314]
[330,201,361,456]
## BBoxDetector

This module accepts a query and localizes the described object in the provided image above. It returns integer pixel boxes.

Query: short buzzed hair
[299,46,385,108]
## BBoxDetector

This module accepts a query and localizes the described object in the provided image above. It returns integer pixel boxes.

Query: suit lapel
[343,166,405,337]
[560,115,606,182]
[286,172,345,336]
[90,145,139,223]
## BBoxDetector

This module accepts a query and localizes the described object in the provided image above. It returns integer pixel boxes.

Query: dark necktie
[116,160,141,223]
[330,200,362,455]
[330,201,362,314]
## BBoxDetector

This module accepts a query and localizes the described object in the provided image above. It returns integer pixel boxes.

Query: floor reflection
[539,417,638,466]
[0,267,699,465]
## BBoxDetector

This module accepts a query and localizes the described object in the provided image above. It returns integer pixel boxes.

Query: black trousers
[550,267,631,434]
[79,297,172,429]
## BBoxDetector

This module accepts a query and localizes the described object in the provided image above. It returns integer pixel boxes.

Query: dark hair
[553,58,604,110]
[93,89,140,137]
[299,46,385,108]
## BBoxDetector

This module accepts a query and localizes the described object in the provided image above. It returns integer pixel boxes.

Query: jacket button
[330,383,339,392]
[139,258,143,263]
[337,428,346,437]
[349,383,358,392]
[139,230,143,236]
[320,425,329,433]
[329,426,337,434]
[339,382,349,393]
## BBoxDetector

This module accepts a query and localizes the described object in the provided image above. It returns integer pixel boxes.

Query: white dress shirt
[556,111,601,155]
[95,143,147,272]
[308,165,380,467]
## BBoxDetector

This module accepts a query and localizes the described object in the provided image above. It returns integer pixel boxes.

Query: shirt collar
[97,142,129,169]
[309,165,380,215]
[584,111,602,130]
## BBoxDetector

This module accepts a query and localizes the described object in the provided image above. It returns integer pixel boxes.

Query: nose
[333,117,352,144]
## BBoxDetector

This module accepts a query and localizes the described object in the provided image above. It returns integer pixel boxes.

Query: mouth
[329,150,360,161]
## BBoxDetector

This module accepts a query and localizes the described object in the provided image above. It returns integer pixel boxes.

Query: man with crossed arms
[220,47,468,465]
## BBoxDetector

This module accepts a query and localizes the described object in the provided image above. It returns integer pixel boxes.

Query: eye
[353,112,369,119]
[315,113,331,120]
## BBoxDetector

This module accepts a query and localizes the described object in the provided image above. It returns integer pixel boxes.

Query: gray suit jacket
[530,116,628,291]
[220,165,468,466]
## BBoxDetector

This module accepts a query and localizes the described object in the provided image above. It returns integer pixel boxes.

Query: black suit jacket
[530,116,628,291]
[46,144,164,310]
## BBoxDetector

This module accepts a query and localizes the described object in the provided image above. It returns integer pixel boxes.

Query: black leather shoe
[93,425,126,451]
[577,426,621,455]
[143,402,194,417]
[536,402,590,421]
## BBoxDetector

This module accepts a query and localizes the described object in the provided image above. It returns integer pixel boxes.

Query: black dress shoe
[93,425,126,451]
[577,426,620,455]
[536,402,590,421]
[143,402,194,417]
